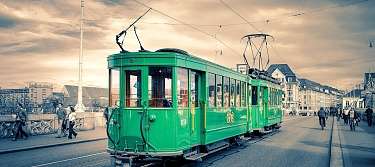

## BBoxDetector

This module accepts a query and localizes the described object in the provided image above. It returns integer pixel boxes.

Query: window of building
[177,68,189,107]
[125,70,142,107]
[230,79,235,107]
[223,77,230,108]
[190,71,199,107]
[208,73,216,107]
[109,69,120,107]
[148,67,172,108]
[252,86,258,105]
[216,75,223,108]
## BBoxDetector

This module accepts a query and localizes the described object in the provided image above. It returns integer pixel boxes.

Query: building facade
[363,72,375,108]
[298,79,341,114]
[267,64,299,114]
[28,82,53,108]
[63,85,108,111]
[267,64,342,115]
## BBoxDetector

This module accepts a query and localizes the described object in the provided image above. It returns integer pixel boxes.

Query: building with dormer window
[267,64,299,114]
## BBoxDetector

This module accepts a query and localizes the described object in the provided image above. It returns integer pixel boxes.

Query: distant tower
[75,0,85,112]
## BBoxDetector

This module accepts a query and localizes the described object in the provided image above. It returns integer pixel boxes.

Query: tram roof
[107,49,249,78]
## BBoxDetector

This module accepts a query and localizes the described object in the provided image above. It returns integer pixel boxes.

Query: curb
[330,117,344,167]
[0,137,107,155]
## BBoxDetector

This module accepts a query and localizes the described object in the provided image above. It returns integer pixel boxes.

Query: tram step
[185,143,230,161]
[263,129,273,134]
[185,153,208,161]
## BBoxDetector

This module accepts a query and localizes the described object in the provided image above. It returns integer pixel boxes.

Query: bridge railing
[0,112,98,138]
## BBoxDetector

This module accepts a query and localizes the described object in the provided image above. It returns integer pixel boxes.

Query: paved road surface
[0,140,109,167]
[0,116,333,167]
[338,119,375,167]
[192,116,333,167]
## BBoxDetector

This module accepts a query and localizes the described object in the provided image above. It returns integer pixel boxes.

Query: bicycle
[73,118,84,131]
[0,121,16,138]
[30,120,54,135]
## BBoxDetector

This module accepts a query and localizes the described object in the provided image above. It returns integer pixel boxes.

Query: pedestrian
[68,106,77,139]
[13,104,28,141]
[349,108,356,131]
[103,107,109,126]
[355,111,360,126]
[56,103,67,138]
[365,106,373,127]
[343,107,349,125]
[318,107,326,128]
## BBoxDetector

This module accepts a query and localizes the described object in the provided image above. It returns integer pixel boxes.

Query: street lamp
[75,0,85,112]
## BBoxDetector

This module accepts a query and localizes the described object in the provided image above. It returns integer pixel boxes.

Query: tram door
[189,70,201,146]
[261,86,269,127]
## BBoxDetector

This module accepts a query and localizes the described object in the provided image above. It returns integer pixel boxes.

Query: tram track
[117,118,308,167]
[134,129,282,167]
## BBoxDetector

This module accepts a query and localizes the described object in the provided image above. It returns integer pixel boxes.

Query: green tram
[107,48,283,165]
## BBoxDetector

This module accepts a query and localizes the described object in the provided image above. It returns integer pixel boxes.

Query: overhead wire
[133,0,369,28]
[219,0,261,32]
[130,0,242,57]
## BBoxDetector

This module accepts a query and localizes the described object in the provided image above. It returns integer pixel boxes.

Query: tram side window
[190,71,199,107]
[208,73,216,107]
[109,69,120,107]
[236,81,240,107]
[269,88,275,105]
[248,84,252,106]
[125,70,142,107]
[177,68,189,107]
[230,79,235,107]
[216,75,223,108]
[223,77,230,108]
[241,82,246,107]
[251,86,258,105]
[148,67,172,108]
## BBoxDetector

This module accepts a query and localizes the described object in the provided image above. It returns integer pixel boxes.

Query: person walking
[13,104,28,141]
[103,107,109,127]
[343,107,349,125]
[56,103,67,138]
[318,107,326,130]
[365,107,373,127]
[68,106,77,139]
[337,107,342,121]
[349,108,356,131]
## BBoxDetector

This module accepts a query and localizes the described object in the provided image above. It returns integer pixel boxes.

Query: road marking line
[31,151,108,167]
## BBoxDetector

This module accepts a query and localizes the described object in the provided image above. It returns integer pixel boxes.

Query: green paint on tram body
[107,50,283,155]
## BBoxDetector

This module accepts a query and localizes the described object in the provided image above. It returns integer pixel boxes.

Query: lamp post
[75,0,85,112]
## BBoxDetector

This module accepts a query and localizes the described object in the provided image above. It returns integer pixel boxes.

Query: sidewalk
[336,119,375,167]
[0,127,107,154]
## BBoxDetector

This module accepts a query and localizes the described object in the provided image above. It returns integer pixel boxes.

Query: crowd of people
[320,105,374,131]
[11,103,79,141]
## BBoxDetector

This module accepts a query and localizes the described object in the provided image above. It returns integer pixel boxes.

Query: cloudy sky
[0,0,374,90]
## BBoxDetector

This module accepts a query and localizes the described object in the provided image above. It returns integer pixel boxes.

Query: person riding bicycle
[318,107,326,129]
[349,108,356,131]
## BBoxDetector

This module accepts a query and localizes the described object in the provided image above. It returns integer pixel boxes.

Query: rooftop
[267,64,296,77]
